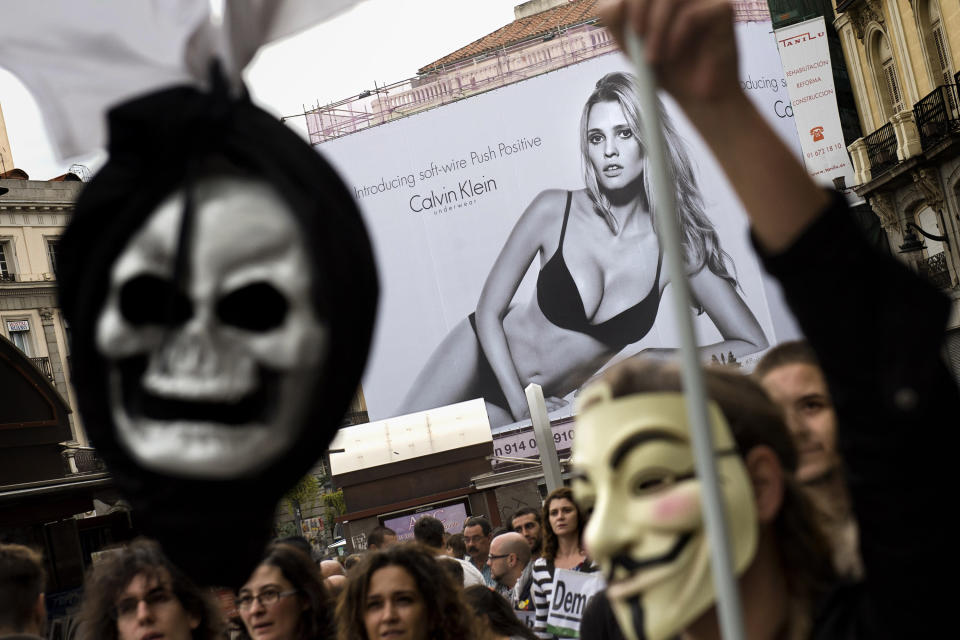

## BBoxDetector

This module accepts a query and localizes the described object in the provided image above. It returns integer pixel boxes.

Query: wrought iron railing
[73,448,107,473]
[914,83,960,149]
[864,122,898,176]
[62,445,107,474]
[29,356,54,381]
[340,410,369,426]
[919,251,952,289]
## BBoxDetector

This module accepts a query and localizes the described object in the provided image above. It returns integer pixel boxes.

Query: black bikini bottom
[467,312,510,411]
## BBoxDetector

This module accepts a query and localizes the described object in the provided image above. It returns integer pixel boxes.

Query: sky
[0,0,525,180]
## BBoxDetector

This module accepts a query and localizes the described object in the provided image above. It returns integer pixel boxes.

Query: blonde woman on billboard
[400,71,767,427]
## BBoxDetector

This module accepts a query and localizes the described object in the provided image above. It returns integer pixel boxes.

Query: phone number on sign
[493,425,575,458]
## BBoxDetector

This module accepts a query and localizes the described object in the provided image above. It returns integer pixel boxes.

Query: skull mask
[95,175,326,478]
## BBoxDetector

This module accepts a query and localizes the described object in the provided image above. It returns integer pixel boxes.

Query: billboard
[321,23,804,426]
[382,501,469,542]
[775,17,862,203]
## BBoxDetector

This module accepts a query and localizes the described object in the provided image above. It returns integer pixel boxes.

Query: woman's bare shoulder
[524,188,571,212]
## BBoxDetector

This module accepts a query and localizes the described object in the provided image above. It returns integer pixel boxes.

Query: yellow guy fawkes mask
[571,388,758,640]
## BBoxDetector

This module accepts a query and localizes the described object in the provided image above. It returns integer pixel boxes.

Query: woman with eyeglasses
[336,544,476,640]
[237,543,334,640]
[77,538,223,640]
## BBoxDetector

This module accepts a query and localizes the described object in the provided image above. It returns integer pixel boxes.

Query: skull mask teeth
[95,176,327,479]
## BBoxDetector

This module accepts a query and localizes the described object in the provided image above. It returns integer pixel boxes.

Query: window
[46,237,61,276]
[873,32,904,118]
[883,59,904,113]
[930,7,956,113]
[0,240,12,281]
[5,319,33,357]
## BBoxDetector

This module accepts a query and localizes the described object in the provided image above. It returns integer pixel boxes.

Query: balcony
[863,122,898,176]
[919,251,952,289]
[914,83,960,149]
[62,445,107,475]
[29,356,54,382]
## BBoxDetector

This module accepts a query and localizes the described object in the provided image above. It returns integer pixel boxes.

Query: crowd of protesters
[2,0,956,638]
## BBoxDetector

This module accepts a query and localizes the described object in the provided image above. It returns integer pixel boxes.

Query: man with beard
[463,516,495,587]
[0,544,47,640]
[487,532,532,602]
[510,507,543,555]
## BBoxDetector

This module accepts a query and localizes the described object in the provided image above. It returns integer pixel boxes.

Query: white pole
[625,31,746,640]
[526,383,562,493]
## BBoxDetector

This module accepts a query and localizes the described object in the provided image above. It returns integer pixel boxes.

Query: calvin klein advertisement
[321,22,805,427]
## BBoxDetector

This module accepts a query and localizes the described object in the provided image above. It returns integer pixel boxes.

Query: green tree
[321,489,346,536]
[283,474,321,535]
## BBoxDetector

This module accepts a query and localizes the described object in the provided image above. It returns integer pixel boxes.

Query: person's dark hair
[0,543,45,632]
[77,538,222,640]
[463,516,492,536]
[510,507,542,527]
[367,526,396,549]
[336,544,475,640]
[753,340,821,380]
[463,585,538,640]
[413,516,445,548]
[444,533,467,559]
[273,535,314,558]
[582,358,837,604]
[541,487,588,564]
[437,556,465,585]
[254,543,334,640]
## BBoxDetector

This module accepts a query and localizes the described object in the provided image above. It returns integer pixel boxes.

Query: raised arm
[475,189,563,420]
[602,1,958,634]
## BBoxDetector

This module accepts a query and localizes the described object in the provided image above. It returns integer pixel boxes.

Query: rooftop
[418,0,599,74]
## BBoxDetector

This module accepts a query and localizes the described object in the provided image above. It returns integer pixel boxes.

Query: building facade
[837,0,960,370]
[0,175,86,446]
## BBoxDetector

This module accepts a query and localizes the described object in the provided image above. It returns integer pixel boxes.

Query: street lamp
[898,222,949,253]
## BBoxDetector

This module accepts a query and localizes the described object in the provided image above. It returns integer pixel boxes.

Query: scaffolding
[299,1,772,144]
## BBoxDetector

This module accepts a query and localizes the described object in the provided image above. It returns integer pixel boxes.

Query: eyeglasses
[487,553,511,560]
[235,588,298,611]
[113,589,176,620]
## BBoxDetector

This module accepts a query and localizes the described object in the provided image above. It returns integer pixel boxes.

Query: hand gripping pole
[625,30,747,640]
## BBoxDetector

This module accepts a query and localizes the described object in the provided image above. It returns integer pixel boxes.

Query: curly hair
[247,543,334,640]
[77,538,222,640]
[336,544,476,640]
[579,72,739,308]
[540,487,588,564]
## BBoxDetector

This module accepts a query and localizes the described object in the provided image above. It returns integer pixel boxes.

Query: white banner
[776,17,860,202]
[321,23,805,424]
[546,568,605,637]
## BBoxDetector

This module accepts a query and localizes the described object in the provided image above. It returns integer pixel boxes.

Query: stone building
[836,0,960,368]
[0,174,86,448]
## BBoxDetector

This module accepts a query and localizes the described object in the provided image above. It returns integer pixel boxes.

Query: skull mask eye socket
[216,282,289,331]
[120,274,192,326]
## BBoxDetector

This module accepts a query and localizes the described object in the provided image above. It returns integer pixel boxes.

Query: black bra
[536,192,663,348]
